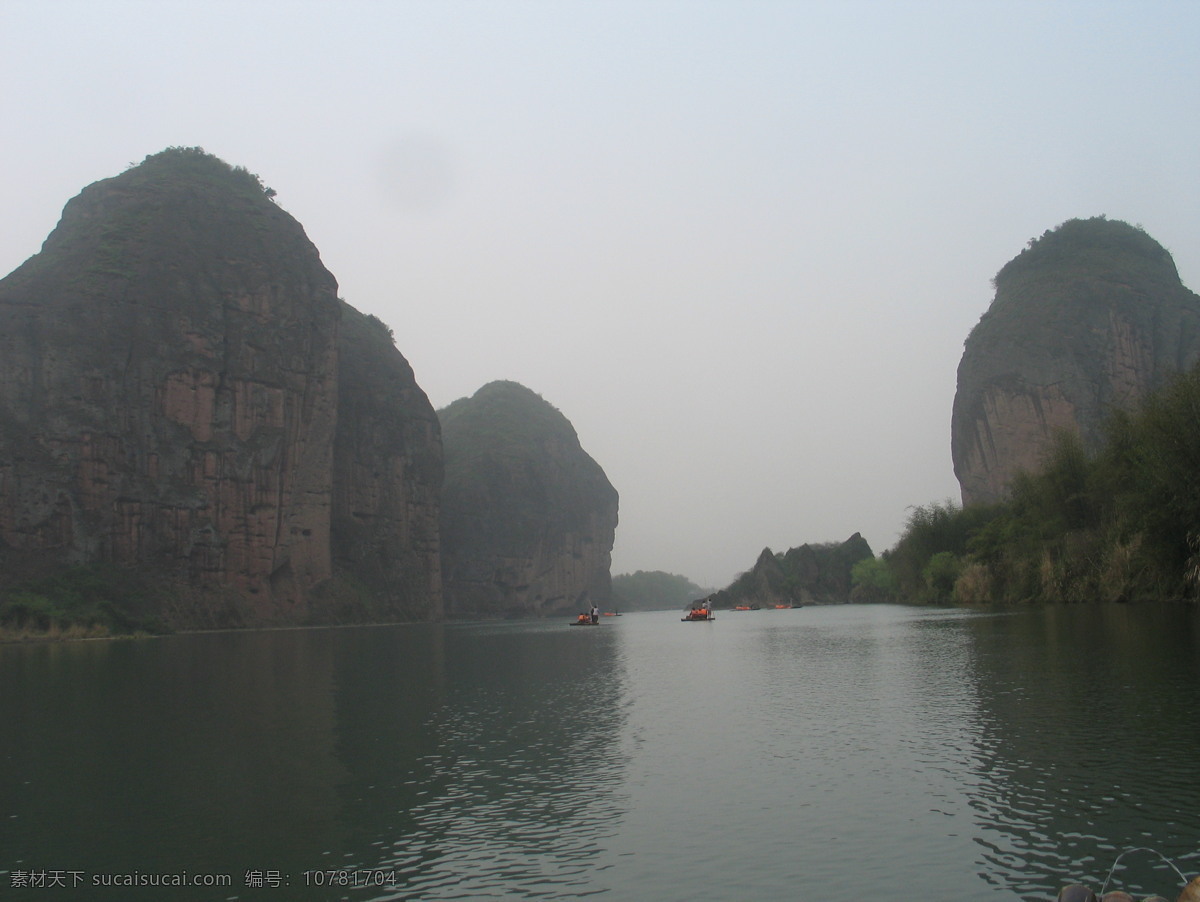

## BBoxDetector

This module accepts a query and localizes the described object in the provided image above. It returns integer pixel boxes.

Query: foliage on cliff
[611,570,712,612]
[991,215,1178,295]
[891,362,1200,604]
[712,534,874,608]
[131,146,278,199]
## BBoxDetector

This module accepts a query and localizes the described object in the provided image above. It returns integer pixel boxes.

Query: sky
[2,1,1198,588]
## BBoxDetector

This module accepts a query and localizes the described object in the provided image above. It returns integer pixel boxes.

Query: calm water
[2,604,1198,901]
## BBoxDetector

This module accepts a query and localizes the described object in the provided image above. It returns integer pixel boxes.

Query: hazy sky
[2,1,1198,587]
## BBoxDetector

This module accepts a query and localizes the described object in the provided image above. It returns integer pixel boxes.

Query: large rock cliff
[330,303,442,622]
[952,217,1200,505]
[438,381,618,618]
[0,148,442,627]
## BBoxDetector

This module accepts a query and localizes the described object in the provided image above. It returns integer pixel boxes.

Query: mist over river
[2,604,1198,901]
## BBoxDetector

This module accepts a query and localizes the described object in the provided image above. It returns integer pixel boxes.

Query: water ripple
[11,607,1186,901]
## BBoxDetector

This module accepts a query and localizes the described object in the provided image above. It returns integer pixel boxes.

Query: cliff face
[438,381,618,618]
[0,148,443,627]
[952,218,1200,506]
[714,533,873,607]
[330,304,443,622]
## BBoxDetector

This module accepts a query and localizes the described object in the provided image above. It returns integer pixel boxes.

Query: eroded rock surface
[952,218,1200,505]
[0,148,443,627]
[330,304,442,623]
[438,381,618,617]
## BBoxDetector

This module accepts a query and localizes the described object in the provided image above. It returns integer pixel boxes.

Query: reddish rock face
[0,150,365,625]
[952,218,1200,506]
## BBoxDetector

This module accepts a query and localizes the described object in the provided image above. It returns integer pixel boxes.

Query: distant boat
[684,595,716,622]
[570,613,599,626]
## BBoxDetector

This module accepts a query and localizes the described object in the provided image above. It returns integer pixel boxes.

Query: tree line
[857,362,1200,605]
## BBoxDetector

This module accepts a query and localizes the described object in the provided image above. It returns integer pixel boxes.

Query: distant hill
[439,381,618,618]
[710,534,873,608]
[952,216,1200,505]
[611,571,712,612]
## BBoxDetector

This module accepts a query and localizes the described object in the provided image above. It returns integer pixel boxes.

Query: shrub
[923,551,962,603]
[850,556,897,601]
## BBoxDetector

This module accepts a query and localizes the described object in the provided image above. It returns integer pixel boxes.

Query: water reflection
[596,607,992,901]
[1,629,351,899]
[964,605,1200,900]
[365,622,629,900]
[0,620,629,902]
[3,606,1198,902]
[327,623,448,864]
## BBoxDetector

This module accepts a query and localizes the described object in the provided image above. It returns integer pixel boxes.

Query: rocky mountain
[330,303,443,623]
[710,533,873,608]
[0,148,442,628]
[952,217,1200,505]
[438,381,618,618]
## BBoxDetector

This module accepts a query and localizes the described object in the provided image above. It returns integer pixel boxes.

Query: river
[2,603,1198,901]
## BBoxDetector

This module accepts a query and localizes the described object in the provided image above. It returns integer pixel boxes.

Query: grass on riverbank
[0,621,116,643]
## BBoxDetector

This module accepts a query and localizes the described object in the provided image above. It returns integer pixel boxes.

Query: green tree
[611,571,710,611]
[922,552,962,603]
[850,556,897,601]
[887,500,994,602]
[1101,364,1200,594]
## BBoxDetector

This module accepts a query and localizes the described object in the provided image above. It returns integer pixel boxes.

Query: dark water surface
[2,604,1198,901]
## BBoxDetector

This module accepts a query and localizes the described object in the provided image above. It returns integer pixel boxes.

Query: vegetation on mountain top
[991,215,1176,293]
[962,217,1191,388]
[129,146,278,200]
[440,381,575,456]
